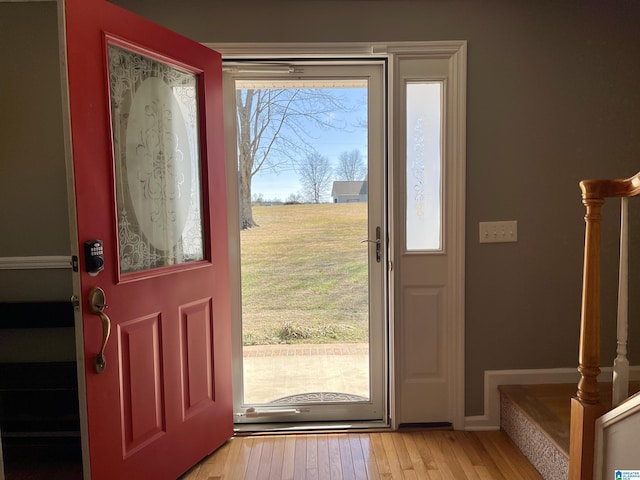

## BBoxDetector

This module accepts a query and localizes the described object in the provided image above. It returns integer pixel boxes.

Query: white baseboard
[464,366,640,431]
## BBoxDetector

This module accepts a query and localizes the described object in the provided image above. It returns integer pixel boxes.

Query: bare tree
[297,153,333,204]
[236,88,346,229]
[285,192,304,204]
[335,149,367,181]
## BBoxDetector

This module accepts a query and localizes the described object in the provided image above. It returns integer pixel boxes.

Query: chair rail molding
[0,256,73,270]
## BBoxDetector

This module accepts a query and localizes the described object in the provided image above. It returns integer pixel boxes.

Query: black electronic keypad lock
[84,240,104,276]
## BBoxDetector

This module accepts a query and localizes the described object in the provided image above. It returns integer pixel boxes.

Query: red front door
[64,1,232,478]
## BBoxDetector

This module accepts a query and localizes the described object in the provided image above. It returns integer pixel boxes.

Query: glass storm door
[223,63,387,424]
[64,1,232,478]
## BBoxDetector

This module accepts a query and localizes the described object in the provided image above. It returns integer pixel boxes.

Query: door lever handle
[88,286,111,374]
[360,226,382,263]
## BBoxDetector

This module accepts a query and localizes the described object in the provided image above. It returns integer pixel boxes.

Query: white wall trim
[207,41,467,59]
[0,255,72,270]
[447,41,467,431]
[465,366,640,430]
[212,40,467,429]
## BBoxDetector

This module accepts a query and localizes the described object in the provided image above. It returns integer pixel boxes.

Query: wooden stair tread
[499,381,640,457]
[500,384,573,455]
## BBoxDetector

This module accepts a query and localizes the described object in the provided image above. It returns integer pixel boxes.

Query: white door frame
[222,62,387,425]
[208,41,467,430]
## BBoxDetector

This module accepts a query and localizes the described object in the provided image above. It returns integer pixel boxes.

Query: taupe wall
[4,0,638,416]
[114,0,640,416]
[0,2,72,302]
[0,3,75,364]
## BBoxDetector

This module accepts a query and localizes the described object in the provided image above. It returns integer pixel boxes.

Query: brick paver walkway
[243,343,369,357]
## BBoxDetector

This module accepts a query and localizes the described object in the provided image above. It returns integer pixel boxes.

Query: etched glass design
[108,44,204,274]
[406,82,442,251]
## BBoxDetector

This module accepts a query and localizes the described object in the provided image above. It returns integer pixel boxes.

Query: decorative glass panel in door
[405,82,443,252]
[108,44,204,275]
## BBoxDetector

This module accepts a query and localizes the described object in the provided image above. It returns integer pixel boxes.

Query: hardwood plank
[479,430,523,480]
[257,437,275,478]
[328,434,344,480]
[358,432,382,480]
[400,432,430,479]
[475,465,498,480]
[282,435,297,480]
[181,430,542,479]
[409,431,437,472]
[348,434,368,480]
[230,436,253,480]
[426,471,444,480]
[409,432,445,480]
[268,436,286,480]
[481,430,542,480]
[391,431,413,472]
[294,436,308,479]
[457,432,484,467]
[370,432,392,477]
[380,430,404,479]
[429,431,471,479]
[446,431,481,480]
[485,430,542,480]
[244,437,265,479]
[339,434,357,480]
[420,431,459,478]
[459,431,505,480]
[306,435,318,471]
[317,434,331,480]
[212,436,242,480]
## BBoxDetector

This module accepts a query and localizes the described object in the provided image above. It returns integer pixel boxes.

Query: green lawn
[240,203,369,345]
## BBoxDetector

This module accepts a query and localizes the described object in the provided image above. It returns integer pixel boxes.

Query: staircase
[500,171,640,479]
[499,384,570,480]
[499,382,640,480]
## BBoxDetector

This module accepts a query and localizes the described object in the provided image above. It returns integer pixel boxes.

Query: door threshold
[234,420,391,436]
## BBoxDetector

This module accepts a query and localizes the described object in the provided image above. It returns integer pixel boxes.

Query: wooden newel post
[569,194,606,480]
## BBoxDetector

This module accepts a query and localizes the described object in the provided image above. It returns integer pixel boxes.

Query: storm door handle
[360,226,381,263]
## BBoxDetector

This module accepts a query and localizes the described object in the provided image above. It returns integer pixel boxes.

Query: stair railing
[613,197,630,407]
[570,172,640,480]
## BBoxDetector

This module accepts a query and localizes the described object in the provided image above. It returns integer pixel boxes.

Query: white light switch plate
[479,221,518,243]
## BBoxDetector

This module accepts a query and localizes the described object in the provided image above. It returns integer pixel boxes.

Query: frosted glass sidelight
[107,44,204,274]
[406,82,442,251]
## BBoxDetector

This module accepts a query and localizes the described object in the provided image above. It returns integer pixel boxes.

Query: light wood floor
[179,430,542,480]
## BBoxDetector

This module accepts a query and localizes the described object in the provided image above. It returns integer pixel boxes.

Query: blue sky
[247,87,368,202]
